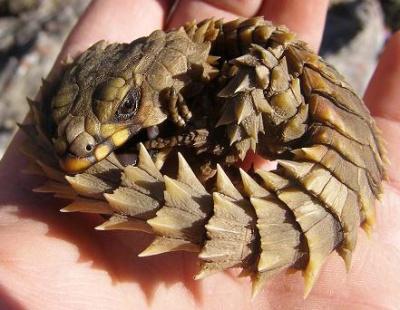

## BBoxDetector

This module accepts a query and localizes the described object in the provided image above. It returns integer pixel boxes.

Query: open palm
[0,1,399,309]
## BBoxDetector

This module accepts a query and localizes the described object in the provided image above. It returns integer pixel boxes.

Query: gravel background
[0,0,394,158]
[0,0,90,157]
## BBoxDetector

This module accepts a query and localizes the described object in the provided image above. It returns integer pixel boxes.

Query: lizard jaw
[59,155,96,174]
[60,127,133,174]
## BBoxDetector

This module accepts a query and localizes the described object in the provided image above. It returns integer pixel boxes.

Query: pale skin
[0,0,399,309]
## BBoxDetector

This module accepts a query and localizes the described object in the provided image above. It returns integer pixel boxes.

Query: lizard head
[49,40,169,174]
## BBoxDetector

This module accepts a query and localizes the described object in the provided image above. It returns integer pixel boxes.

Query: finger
[364,32,400,122]
[363,32,400,186]
[259,0,329,51]
[56,0,170,63]
[167,0,263,29]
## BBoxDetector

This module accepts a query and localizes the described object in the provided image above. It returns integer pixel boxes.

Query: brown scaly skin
[22,17,387,297]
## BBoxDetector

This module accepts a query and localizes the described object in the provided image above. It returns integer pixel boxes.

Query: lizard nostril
[85,144,94,152]
[68,132,96,157]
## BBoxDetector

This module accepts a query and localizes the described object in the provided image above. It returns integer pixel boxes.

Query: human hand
[0,1,399,309]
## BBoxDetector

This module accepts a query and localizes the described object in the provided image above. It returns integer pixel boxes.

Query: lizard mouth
[60,127,134,174]
[59,154,96,174]
[59,121,210,174]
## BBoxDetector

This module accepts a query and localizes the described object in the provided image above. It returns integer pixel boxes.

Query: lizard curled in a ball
[23,17,387,297]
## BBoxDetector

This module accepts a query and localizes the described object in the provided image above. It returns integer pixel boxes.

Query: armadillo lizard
[21,17,387,297]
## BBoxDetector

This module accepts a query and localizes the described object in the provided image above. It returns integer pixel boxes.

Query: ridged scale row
[25,138,380,297]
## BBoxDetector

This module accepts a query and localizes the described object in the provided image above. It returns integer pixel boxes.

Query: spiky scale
[96,214,153,233]
[277,186,342,297]
[138,237,200,257]
[33,180,76,198]
[104,187,161,219]
[65,174,113,199]
[137,143,163,180]
[250,196,304,273]
[239,168,269,197]
[61,198,113,215]
[176,153,208,194]
[143,155,213,255]
[198,191,256,276]
[215,164,242,199]
[121,166,164,199]
[278,159,360,269]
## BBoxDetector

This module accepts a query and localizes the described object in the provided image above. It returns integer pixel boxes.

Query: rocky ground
[321,0,387,94]
[0,0,395,158]
[0,0,90,157]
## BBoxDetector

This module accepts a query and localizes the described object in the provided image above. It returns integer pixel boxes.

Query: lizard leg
[165,87,192,127]
[142,129,210,150]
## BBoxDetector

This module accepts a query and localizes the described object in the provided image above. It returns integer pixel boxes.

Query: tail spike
[96,215,152,233]
[61,199,113,215]
[139,237,200,257]
[215,165,242,199]
[177,152,207,194]
[137,143,163,180]
[277,159,314,179]
[239,168,269,197]
[256,169,290,191]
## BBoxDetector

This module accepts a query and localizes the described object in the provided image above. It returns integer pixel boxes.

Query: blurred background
[0,0,398,159]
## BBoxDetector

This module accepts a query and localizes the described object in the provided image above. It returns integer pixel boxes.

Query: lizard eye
[115,88,140,121]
